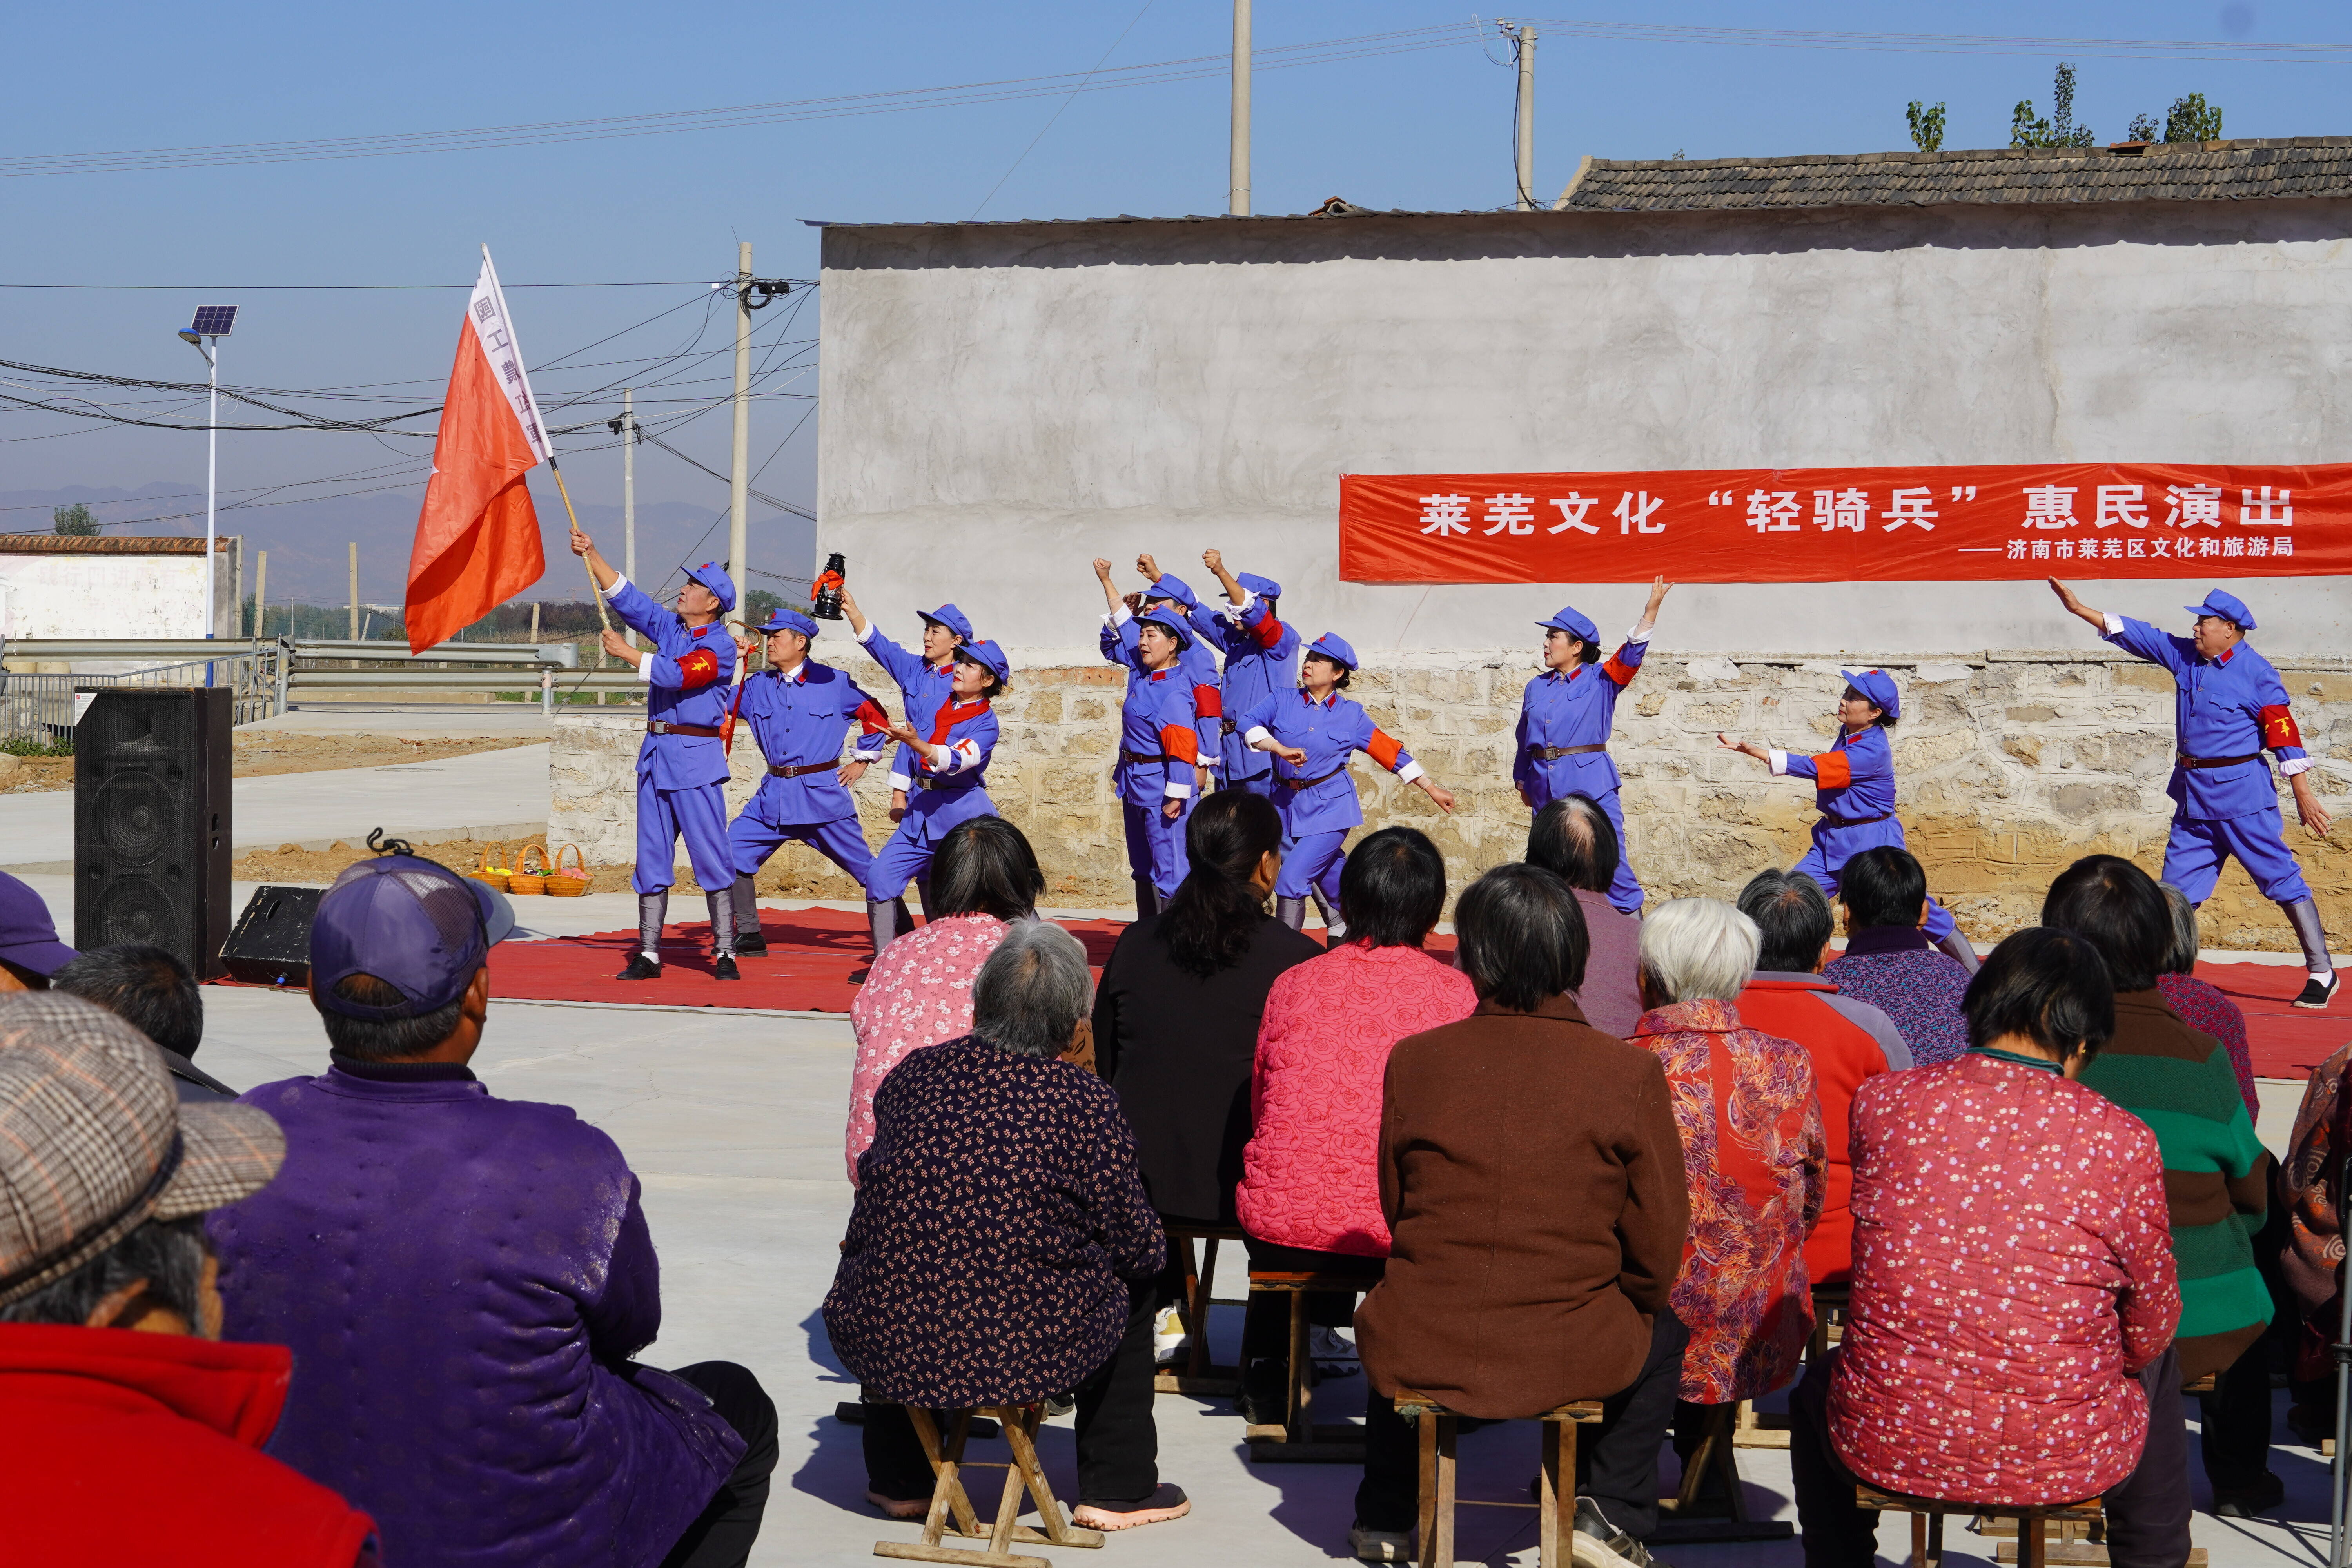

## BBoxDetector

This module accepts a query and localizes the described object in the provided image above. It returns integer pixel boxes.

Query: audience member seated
[1735,871,1909,1287]
[2047,854,2279,1520]
[0,870,75,995]
[845,816,1044,1181]
[1819,846,1970,1065]
[1628,899,1826,1451]
[1093,792,1319,1387]
[2154,881,2259,1118]
[0,993,380,1566]
[1526,794,1644,1038]
[1789,928,2183,1568]
[209,853,779,1568]
[1233,827,1477,1408]
[826,923,1188,1531]
[2283,1043,2351,1439]
[1354,865,1691,1568]
[54,943,237,1101]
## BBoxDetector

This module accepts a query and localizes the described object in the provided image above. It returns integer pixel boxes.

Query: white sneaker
[1310,1324,1360,1377]
[1153,1305,1191,1366]
[1350,1523,1412,1562]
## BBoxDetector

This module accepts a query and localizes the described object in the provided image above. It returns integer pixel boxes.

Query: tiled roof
[1558,138,2352,211]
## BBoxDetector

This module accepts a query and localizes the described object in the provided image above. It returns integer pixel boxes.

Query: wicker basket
[506,842,552,896]
[467,842,512,893]
[546,842,593,897]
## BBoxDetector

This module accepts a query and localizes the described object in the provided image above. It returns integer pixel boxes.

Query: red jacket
[0,1323,379,1567]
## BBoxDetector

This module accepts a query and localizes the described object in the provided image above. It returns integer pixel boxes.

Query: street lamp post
[177,307,237,669]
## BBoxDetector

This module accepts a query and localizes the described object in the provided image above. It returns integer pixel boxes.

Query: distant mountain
[0,477,816,608]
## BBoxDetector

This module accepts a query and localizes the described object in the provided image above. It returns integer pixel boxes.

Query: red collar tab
[2212,644,2238,666]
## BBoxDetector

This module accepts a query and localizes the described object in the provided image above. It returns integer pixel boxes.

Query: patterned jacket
[1628,998,1827,1403]
[844,913,1010,1182]
[1829,1053,2179,1506]
[1821,927,1971,1067]
[825,1036,1166,1409]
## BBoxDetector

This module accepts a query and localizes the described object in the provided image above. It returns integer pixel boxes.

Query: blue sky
[4,0,2347,597]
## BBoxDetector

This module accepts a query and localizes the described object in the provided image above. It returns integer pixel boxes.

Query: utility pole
[254,550,267,641]
[728,241,752,630]
[1229,0,1252,215]
[1513,24,1538,211]
[348,542,358,639]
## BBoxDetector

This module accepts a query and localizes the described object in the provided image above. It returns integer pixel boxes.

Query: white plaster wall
[818,205,2352,657]
[0,546,241,642]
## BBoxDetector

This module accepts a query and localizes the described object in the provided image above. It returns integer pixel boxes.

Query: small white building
[0,534,242,643]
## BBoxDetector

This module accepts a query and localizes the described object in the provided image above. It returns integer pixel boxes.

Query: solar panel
[189,305,238,337]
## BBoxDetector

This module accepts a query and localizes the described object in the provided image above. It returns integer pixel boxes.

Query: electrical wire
[1514,17,2352,65]
[969,0,1159,221]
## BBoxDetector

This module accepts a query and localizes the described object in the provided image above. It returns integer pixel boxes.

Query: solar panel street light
[174,305,240,661]
[190,305,237,337]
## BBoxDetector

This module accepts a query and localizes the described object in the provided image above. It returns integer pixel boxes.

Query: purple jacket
[1821,927,1971,1067]
[209,1062,743,1568]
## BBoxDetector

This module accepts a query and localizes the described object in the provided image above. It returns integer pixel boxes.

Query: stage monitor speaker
[220,885,322,988]
[74,688,234,980]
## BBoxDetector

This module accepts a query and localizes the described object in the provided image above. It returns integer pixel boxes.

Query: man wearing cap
[1719,669,1979,972]
[866,639,1013,956]
[571,525,743,981]
[1194,548,1302,798]
[0,992,377,1566]
[1112,606,1203,914]
[209,852,778,1568]
[0,865,79,990]
[839,586,974,911]
[1236,633,1458,936]
[1516,576,1675,916]
[722,607,893,960]
[1099,557,1224,795]
[2051,580,2338,1007]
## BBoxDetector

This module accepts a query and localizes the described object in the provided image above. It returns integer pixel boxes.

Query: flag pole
[545,459,612,635]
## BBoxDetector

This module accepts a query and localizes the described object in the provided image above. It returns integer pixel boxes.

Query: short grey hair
[2159,882,2200,975]
[971,921,1094,1060]
[1638,898,1760,1004]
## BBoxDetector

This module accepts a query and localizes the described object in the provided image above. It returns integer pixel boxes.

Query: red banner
[1339,463,2352,584]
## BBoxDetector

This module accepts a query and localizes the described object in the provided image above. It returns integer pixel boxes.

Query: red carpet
[484,915,2347,1078]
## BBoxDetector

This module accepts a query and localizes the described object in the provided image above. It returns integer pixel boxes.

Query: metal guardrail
[0,650,287,742]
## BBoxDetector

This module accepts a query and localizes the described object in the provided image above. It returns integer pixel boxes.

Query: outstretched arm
[2047,577,2109,632]
[569,524,619,592]
[1631,574,1673,642]
[1203,548,1246,608]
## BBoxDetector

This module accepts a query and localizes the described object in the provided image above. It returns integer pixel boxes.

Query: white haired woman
[1628,899,1826,1450]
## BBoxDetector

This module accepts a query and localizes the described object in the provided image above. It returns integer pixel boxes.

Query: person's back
[1818,845,1971,1065]
[1525,795,1643,1038]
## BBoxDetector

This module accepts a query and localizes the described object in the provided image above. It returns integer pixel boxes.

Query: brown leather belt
[1120,748,1178,765]
[2177,752,2260,770]
[1220,719,1239,735]
[1526,743,1608,760]
[1818,810,1894,829]
[647,720,723,738]
[768,761,837,779]
[914,776,980,792]
[1276,766,1346,791]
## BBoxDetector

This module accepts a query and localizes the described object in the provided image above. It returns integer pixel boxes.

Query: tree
[743,587,786,624]
[2011,62,2096,149]
[2165,92,2223,143]
[1906,100,1947,153]
[50,504,96,537]
[2127,113,2161,143]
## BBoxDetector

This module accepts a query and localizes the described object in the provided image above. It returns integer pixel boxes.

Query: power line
[1515,17,2352,65]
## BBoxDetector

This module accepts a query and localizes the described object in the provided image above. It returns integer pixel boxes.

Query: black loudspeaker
[220,885,322,988]
[74,689,234,980]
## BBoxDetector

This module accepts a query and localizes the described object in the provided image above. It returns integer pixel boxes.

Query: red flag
[405,249,547,652]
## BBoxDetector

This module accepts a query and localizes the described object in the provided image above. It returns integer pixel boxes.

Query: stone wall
[551,643,2352,951]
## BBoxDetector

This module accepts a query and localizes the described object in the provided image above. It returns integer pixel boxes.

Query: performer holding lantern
[862,639,1013,957]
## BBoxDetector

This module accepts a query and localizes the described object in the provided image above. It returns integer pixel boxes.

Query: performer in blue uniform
[1112,606,1202,910]
[1514,575,1674,916]
[721,606,892,960]
[1189,548,1301,798]
[1235,633,1457,938]
[838,586,973,918]
[572,526,742,981]
[864,639,1013,956]
[2051,579,2337,1007]
[1718,668,1979,973]
[1093,557,1223,916]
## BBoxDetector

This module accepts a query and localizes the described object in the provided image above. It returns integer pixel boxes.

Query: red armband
[1365,728,1404,770]
[1161,724,1199,765]
[1601,652,1639,688]
[853,699,890,734]
[2260,704,2304,750]
[1193,684,1222,719]
[1811,751,1853,790]
[676,648,720,691]
[1250,612,1286,651]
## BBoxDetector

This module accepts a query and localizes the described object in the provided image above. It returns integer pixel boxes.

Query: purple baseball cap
[310,855,515,1021]
[0,871,78,978]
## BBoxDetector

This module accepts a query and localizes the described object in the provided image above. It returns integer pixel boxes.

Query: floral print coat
[845,913,1009,1181]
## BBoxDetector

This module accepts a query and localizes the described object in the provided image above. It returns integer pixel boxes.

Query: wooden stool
[1655,1401,1793,1543]
[1735,1281,1850,1452]
[1154,1223,1246,1396]
[1392,1389,1604,1568]
[1856,1483,2100,1568]
[1243,1269,1373,1462]
[872,1404,1104,1568]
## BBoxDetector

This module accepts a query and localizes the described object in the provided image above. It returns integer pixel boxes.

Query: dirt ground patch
[0,732,543,795]
[230,832,818,902]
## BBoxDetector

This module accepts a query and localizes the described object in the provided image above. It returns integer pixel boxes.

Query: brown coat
[1353,994,1691,1419]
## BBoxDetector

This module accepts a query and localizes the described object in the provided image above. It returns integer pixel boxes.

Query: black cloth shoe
[2212,1471,2286,1518]
[714,955,740,981]
[1238,1359,1285,1426]
[1572,1497,1673,1568]
[731,933,768,956]
[616,954,661,981]
[2296,973,2339,1010]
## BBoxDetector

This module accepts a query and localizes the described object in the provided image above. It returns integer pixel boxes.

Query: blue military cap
[756,606,820,638]
[2185,589,2256,632]
[1237,572,1283,601]
[918,603,975,641]
[957,638,1013,684]
[1143,573,1192,605]
[1537,605,1599,643]
[1304,632,1359,671]
[1839,668,1901,720]
[682,561,736,613]
[1134,606,1193,649]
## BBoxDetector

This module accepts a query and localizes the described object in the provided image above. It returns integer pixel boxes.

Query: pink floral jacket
[845,913,1009,1182]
